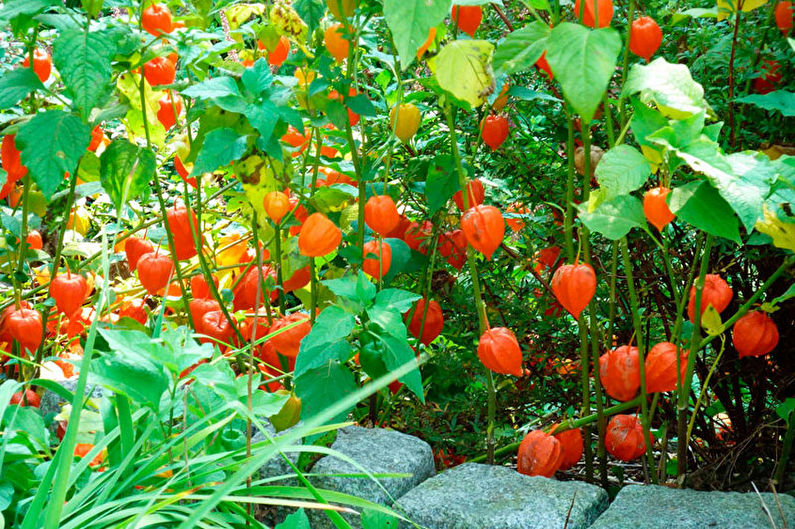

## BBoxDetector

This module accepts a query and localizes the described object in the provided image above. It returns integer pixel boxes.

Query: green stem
[621,237,656,483]
[676,234,714,480]
[137,65,194,328]
[563,110,576,261]
[618,0,638,127]
[274,220,285,314]
[446,104,493,463]
[471,396,644,464]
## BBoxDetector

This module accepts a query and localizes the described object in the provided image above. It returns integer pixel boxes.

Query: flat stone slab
[310,426,435,529]
[395,462,608,529]
[589,484,795,529]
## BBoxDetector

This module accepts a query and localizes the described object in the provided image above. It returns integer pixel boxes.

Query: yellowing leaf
[430,40,495,108]
[225,3,266,29]
[755,204,795,252]
[641,145,663,173]
[701,304,724,336]
[717,0,767,20]
[117,73,166,147]
[270,2,307,42]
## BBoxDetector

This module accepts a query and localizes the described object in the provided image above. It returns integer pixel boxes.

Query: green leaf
[366,315,424,400]
[425,154,459,213]
[630,98,669,147]
[241,59,273,97]
[432,40,495,108]
[0,0,56,23]
[669,181,741,243]
[245,101,279,141]
[294,306,355,377]
[381,238,415,284]
[0,69,43,110]
[347,94,377,117]
[100,140,155,212]
[545,23,621,122]
[383,0,451,68]
[623,57,713,119]
[16,111,90,199]
[674,140,771,231]
[361,509,399,529]
[158,326,215,375]
[53,30,116,120]
[374,289,421,313]
[295,361,358,422]
[181,77,241,100]
[190,361,238,403]
[735,91,795,117]
[191,128,248,176]
[276,509,311,529]
[324,270,376,306]
[595,145,650,199]
[577,194,645,240]
[82,0,103,18]
[92,328,170,411]
[493,21,550,76]
[294,0,324,33]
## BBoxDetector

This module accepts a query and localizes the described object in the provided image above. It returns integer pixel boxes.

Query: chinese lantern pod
[166,203,200,260]
[264,191,291,223]
[233,265,279,311]
[324,24,350,62]
[453,179,485,211]
[200,310,235,346]
[687,274,732,322]
[643,186,675,231]
[451,5,483,37]
[477,327,523,376]
[364,195,400,236]
[517,430,563,477]
[629,16,663,62]
[774,1,794,35]
[269,312,312,358]
[405,298,444,345]
[599,345,641,402]
[733,311,779,358]
[190,274,217,300]
[389,103,421,143]
[574,0,614,28]
[645,342,688,393]
[142,3,173,36]
[460,204,505,259]
[605,414,651,462]
[268,35,291,66]
[481,115,510,151]
[189,299,220,333]
[298,213,342,257]
[362,239,392,279]
[550,263,596,320]
[5,307,43,353]
[49,273,88,316]
[137,252,175,295]
[551,425,584,471]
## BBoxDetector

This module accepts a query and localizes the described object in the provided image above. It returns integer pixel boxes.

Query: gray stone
[309,426,435,529]
[252,420,303,480]
[39,379,107,419]
[394,462,608,529]
[589,484,795,529]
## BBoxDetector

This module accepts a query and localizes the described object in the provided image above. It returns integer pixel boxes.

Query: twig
[563,491,577,529]
[751,482,777,529]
